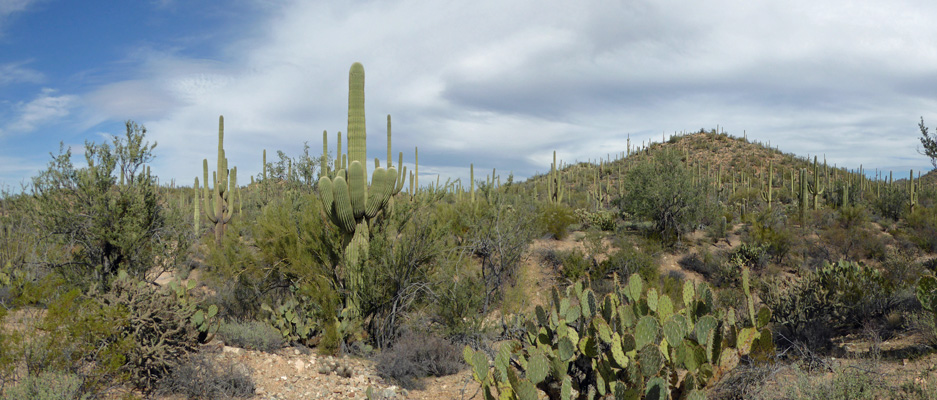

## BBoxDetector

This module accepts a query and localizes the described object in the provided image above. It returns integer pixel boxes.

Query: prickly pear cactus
[465,269,774,399]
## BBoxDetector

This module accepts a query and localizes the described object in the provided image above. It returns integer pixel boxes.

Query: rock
[222,346,242,355]
[295,359,306,373]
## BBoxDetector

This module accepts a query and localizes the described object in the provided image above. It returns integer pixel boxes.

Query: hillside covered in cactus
[1,62,937,399]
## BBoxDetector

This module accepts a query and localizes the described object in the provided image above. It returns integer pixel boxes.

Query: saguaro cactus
[202,115,237,246]
[318,63,400,309]
[549,150,564,204]
[807,156,825,210]
[760,161,773,209]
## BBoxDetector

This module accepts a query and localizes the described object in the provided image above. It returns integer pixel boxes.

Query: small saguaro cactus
[807,156,825,210]
[202,115,238,246]
[317,63,401,311]
[760,161,773,209]
[909,169,917,213]
[549,150,564,204]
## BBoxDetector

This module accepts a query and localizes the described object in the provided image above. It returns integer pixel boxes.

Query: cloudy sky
[1,0,936,190]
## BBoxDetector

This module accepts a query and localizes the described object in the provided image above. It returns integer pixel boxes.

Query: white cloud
[4,88,77,133]
[0,61,43,86]
[71,0,937,185]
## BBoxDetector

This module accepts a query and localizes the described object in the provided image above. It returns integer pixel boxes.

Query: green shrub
[618,149,715,245]
[1,371,87,400]
[762,260,898,351]
[598,246,659,286]
[745,208,795,264]
[30,123,189,289]
[375,330,463,390]
[538,202,577,239]
[156,352,254,399]
[434,270,485,339]
[216,320,285,352]
[784,364,886,400]
[900,205,937,252]
[555,248,591,283]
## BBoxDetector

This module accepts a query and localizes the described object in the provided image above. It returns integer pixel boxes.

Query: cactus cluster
[317,63,405,310]
[464,269,773,400]
[201,116,238,245]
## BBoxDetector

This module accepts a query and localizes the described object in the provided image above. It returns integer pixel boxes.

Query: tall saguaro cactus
[318,63,400,310]
[202,115,238,246]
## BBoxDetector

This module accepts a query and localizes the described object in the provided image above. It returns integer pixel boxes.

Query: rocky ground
[190,341,481,400]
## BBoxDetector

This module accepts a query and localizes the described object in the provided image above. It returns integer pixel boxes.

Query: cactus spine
[202,115,237,246]
[317,63,400,312]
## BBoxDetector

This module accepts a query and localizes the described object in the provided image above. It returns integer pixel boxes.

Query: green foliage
[899,205,937,252]
[762,260,897,351]
[618,149,716,245]
[31,122,187,288]
[597,245,659,286]
[464,271,773,399]
[744,208,795,264]
[552,248,591,283]
[537,202,577,240]
[156,352,255,399]
[375,330,463,390]
[217,320,286,352]
[918,117,937,169]
[1,371,88,400]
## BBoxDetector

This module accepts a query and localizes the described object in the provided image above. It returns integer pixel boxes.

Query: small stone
[222,346,242,355]
[294,349,301,355]
[295,359,306,373]
[281,376,288,381]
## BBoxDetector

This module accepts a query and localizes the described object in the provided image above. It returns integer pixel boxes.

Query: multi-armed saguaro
[202,115,238,246]
[318,63,402,307]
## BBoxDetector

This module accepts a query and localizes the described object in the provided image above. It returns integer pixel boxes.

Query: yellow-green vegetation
[2,68,937,398]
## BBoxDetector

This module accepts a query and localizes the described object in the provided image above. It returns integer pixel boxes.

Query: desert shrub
[708,363,776,400]
[784,364,886,400]
[537,202,577,239]
[730,243,769,271]
[216,320,284,352]
[156,352,254,399]
[900,205,937,252]
[30,122,189,289]
[463,196,537,316]
[762,260,898,351]
[906,310,937,347]
[575,208,617,231]
[375,330,463,390]
[554,248,591,283]
[678,249,735,286]
[598,245,658,285]
[1,371,87,400]
[617,149,716,246]
[872,186,908,221]
[22,272,208,395]
[360,198,449,350]
[745,208,795,263]
[434,270,485,340]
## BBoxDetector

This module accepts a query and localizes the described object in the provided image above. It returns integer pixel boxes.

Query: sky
[2,0,937,191]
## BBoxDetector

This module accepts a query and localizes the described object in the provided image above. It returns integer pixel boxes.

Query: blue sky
[2,0,937,191]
